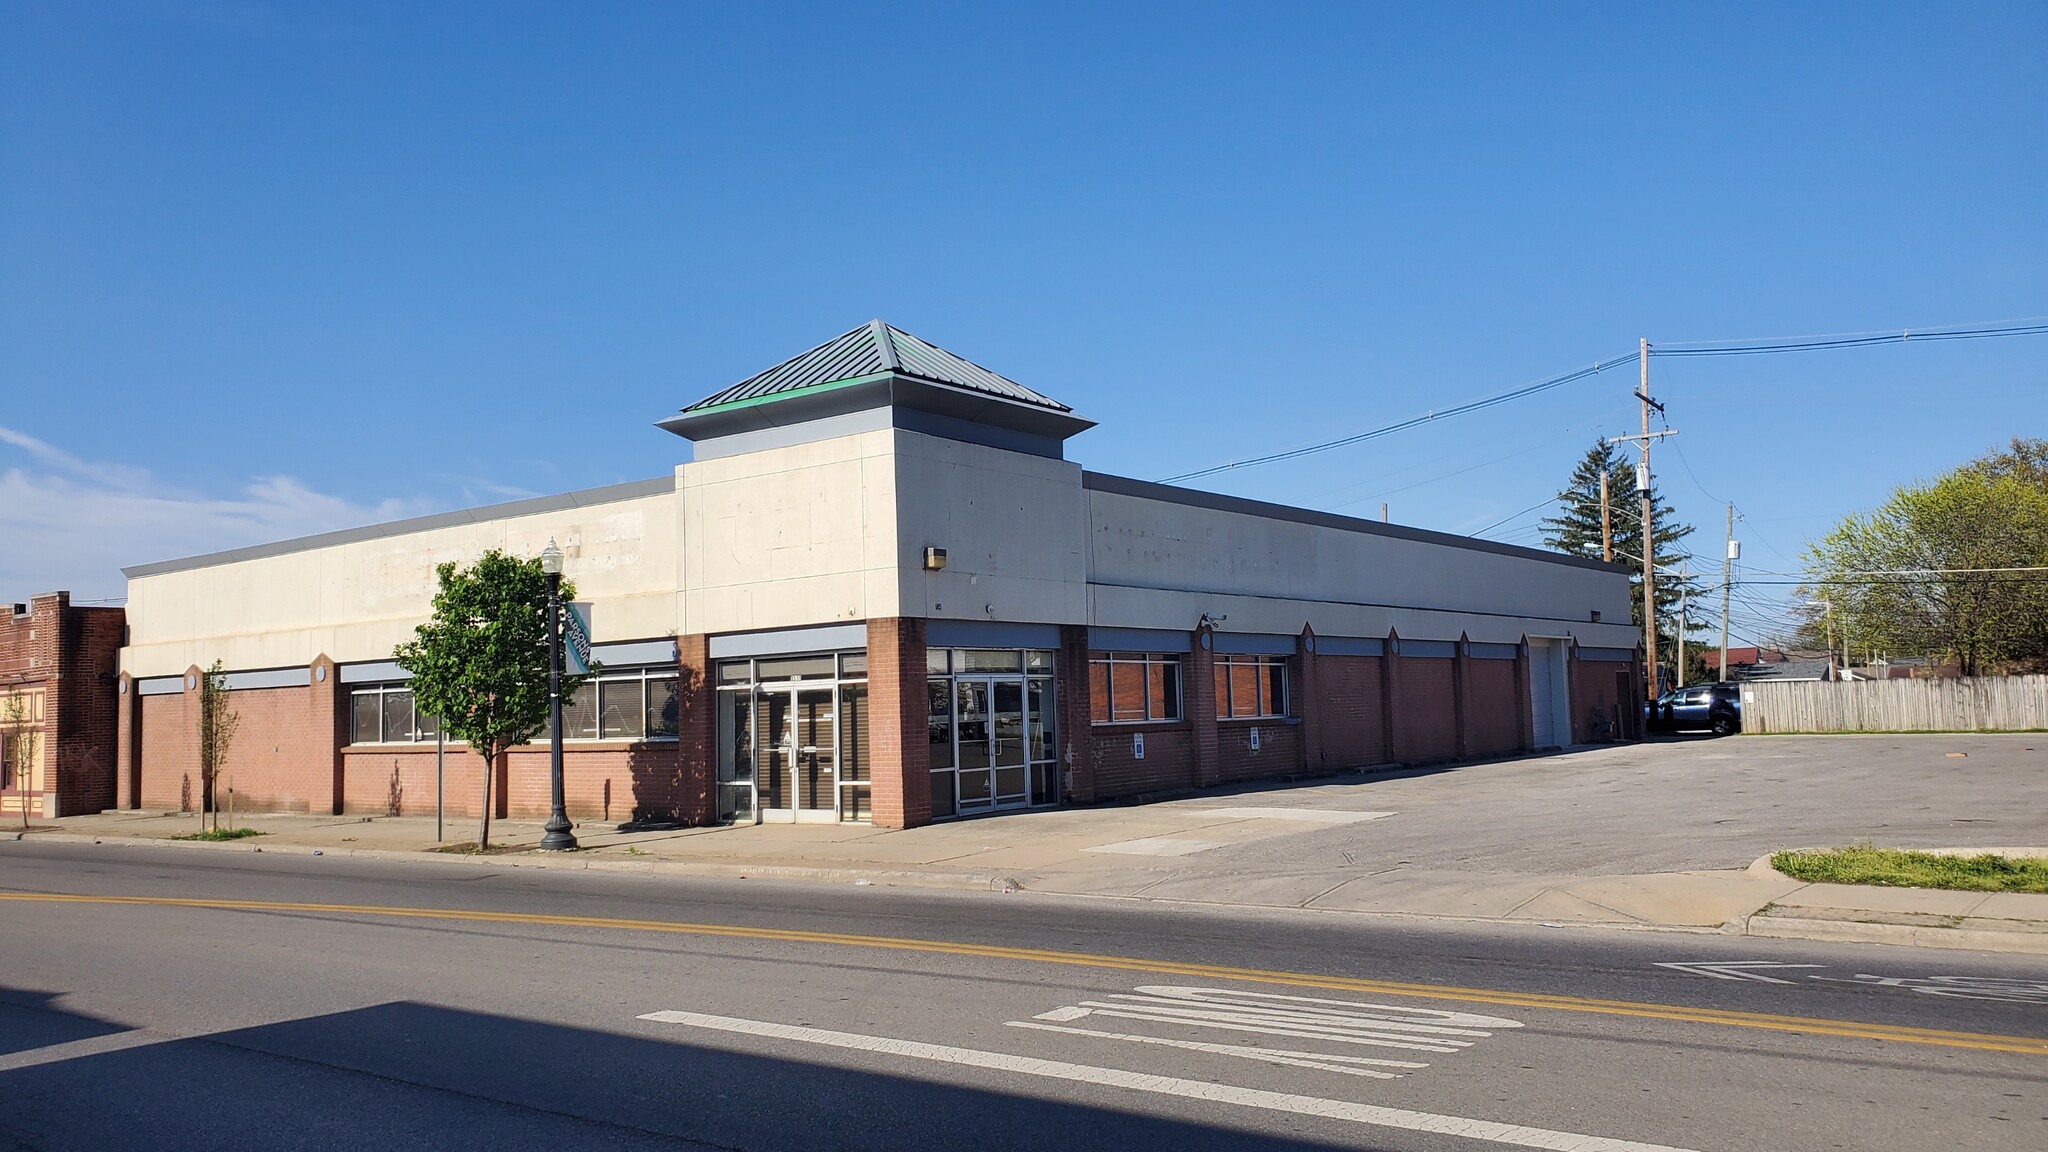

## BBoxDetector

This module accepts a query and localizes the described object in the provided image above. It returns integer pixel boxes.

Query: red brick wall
[138,683,198,811]
[1056,625,1096,802]
[1,593,124,816]
[674,633,715,824]
[1216,719,1300,783]
[51,606,122,815]
[1397,656,1458,762]
[211,682,336,814]
[1573,658,1636,743]
[1465,659,1522,756]
[867,617,930,829]
[336,741,687,822]
[1315,655,1386,768]
[1091,722,1193,797]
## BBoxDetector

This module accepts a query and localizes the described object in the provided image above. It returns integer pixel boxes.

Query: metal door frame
[758,683,839,824]
[948,673,1034,815]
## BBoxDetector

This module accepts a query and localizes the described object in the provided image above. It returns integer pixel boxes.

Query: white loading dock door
[1528,639,1569,748]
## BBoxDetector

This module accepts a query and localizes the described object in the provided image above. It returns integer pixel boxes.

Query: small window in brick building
[543,666,682,742]
[349,683,439,744]
[1089,652,1183,723]
[1215,655,1288,719]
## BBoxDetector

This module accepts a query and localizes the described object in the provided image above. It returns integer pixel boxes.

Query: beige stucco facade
[123,425,1636,679]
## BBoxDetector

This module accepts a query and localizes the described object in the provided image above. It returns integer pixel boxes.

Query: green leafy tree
[1539,439,1701,649]
[394,549,592,848]
[198,660,240,832]
[1803,445,2048,675]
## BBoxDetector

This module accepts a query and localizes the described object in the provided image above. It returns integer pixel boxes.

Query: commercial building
[113,322,1642,828]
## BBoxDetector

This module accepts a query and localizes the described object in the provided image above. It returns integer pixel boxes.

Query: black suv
[1644,682,1743,736]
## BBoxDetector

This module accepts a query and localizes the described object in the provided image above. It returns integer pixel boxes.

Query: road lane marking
[0,1030,167,1073]
[1809,974,2048,1004]
[1655,961,1827,983]
[1010,986,1517,1077]
[1035,989,1512,1054]
[1006,1020,1424,1078]
[5,890,2045,1056]
[1200,807,1396,823]
[638,1009,1703,1152]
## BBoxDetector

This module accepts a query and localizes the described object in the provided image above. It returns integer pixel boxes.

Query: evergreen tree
[1539,439,1701,643]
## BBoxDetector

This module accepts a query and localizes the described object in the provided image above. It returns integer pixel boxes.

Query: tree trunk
[478,745,495,850]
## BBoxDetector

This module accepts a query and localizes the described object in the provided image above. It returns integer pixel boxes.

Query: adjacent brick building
[115,321,1643,830]
[2,592,125,819]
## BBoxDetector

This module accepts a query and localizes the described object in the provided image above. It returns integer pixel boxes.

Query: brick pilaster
[1514,639,1535,751]
[1189,623,1219,788]
[1056,624,1095,803]
[1381,631,1403,763]
[676,633,716,824]
[867,617,930,829]
[1297,626,1321,773]
[1565,641,1585,746]
[116,673,137,809]
[1453,635,1473,760]
[308,655,342,815]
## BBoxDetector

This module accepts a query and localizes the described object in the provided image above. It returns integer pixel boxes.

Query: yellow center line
[6,890,2045,1056]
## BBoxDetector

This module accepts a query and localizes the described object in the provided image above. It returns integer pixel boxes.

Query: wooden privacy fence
[1739,675,2048,733]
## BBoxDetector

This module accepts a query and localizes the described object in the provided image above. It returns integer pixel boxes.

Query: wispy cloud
[0,425,433,602]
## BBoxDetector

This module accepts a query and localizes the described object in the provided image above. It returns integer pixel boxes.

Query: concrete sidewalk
[19,797,2048,955]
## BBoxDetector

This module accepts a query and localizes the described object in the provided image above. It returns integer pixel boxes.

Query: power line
[1649,318,2048,358]
[1160,313,2048,486]
[1474,496,1566,536]
[1159,354,1639,483]
[1746,565,2048,577]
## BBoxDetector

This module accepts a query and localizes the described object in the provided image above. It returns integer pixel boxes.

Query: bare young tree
[2,691,37,831]
[198,661,240,833]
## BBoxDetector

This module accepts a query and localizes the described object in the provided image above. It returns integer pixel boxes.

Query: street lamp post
[538,539,577,851]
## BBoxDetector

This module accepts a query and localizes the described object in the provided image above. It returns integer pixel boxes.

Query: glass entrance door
[951,676,1030,814]
[760,685,838,823]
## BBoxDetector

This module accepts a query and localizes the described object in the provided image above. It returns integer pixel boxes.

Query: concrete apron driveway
[29,734,2048,952]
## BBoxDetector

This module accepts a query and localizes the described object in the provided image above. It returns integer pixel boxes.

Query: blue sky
[4,2,2043,646]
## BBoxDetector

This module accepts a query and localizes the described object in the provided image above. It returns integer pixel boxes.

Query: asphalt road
[3,839,2046,1151]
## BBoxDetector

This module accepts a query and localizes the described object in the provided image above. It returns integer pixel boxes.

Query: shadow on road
[0,995,1365,1151]
[0,986,131,1058]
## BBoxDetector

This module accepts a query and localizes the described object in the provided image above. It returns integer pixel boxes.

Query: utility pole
[1605,339,1674,700]
[1638,339,1656,697]
[1676,562,1690,689]
[1600,470,1612,563]
[1718,503,1735,682]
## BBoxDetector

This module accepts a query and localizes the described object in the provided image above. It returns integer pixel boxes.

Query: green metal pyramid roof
[681,320,1072,415]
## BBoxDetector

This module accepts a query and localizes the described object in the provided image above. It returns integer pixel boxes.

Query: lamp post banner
[563,602,593,675]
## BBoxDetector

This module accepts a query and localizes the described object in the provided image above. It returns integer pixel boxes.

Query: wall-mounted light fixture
[1590,610,1603,623]
[1197,612,1228,629]
[922,547,948,572]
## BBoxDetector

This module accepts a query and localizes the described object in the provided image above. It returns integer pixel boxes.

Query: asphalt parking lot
[1216,733,2048,875]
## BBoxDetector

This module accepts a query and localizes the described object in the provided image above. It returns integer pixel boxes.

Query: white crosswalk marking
[639,1010,1703,1152]
[1655,961,1826,983]
[1007,1019,1428,1078]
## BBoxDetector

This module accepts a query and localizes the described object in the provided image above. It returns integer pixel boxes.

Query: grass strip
[1772,844,2048,893]
[170,827,267,842]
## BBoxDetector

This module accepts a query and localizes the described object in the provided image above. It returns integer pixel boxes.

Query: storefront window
[1089,653,1182,723]
[348,684,438,744]
[1215,655,1288,719]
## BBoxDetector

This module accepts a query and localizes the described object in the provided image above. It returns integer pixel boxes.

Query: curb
[17,830,2047,952]
[11,831,1022,894]
[1740,913,2048,956]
